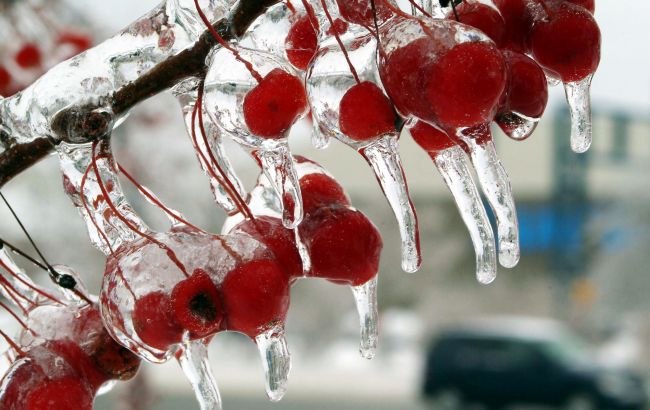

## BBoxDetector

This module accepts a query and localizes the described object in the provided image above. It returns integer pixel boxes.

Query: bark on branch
[0,0,279,188]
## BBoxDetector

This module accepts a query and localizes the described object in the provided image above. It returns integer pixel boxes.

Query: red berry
[25,376,93,410]
[43,340,106,390]
[232,216,303,280]
[410,121,456,153]
[0,65,12,95]
[243,68,308,138]
[530,2,600,82]
[300,206,382,286]
[449,1,506,48]
[15,43,42,69]
[132,291,183,350]
[285,14,318,71]
[57,31,93,56]
[427,41,507,130]
[339,81,397,142]
[499,50,548,119]
[0,359,46,409]
[380,37,437,120]
[300,172,350,214]
[171,269,224,338]
[221,259,290,338]
[493,0,537,52]
[564,0,594,13]
[335,0,393,27]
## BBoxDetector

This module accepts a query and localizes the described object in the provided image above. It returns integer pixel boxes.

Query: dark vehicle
[422,318,648,410]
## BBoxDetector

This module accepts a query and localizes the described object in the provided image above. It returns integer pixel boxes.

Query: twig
[0,0,280,188]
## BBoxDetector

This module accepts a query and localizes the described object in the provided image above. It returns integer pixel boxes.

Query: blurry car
[422,318,648,410]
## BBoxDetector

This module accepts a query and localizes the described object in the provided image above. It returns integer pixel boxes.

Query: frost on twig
[0,0,279,187]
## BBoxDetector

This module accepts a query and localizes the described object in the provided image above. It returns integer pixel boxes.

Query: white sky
[69,0,650,115]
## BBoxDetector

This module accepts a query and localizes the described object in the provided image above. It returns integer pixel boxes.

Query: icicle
[254,144,304,229]
[432,146,497,284]
[255,326,291,402]
[496,112,539,141]
[361,136,421,273]
[460,134,520,269]
[57,140,150,255]
[294,228,311,275]
[564,74,593,154]
[176,340,222,410]
[351,277,379,359]
[175,81,246,214]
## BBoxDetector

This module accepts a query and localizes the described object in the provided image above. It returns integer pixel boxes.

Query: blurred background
[1,0,649,409]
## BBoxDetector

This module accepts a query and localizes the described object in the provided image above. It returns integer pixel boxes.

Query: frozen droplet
[351,277,379,359]
[433,146,497,284]
[362,136,421,273]
[461,135,520,269]
[176,340,222,410]
[255,327,291,402]
[496,112,539,141]
[254,144,304,229]
[564,74,593,154]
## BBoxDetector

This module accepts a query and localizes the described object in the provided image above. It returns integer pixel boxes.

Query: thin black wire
[0,191,76,289]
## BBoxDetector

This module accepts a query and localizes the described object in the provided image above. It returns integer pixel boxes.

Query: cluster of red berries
[0,0,603,408]
[0,259,140,410]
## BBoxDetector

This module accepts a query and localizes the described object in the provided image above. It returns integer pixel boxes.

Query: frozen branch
[0,0,279,188]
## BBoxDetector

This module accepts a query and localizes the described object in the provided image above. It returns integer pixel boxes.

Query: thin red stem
[193,0,263,82]
[80,163,137,297]
[196,86,256,221]
[0,259,63,305]
[0,300,35,335]
[0,276,32,315]
[407,0,432,17]
[90,143,190,278]
[320,0,360,84]
[187,98,249,219]
[117,163,205,233]
[0,329,24,357]
[285,0,297,14]
[299,0,320,31]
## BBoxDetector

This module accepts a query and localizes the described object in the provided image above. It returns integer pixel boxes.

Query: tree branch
[0,0,279,188]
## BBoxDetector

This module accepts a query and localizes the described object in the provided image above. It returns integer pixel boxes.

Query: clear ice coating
[564,74,594,154]
[431,146,497,284]
[457,129,520,269]
[255,326,291,402]
[307,31,421,273]
[177,340,223,410]
[203,47,305,229]
[351,277,379,359]
[0,0,227,149]
[174,78,246,214]
[57,140,149,254]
